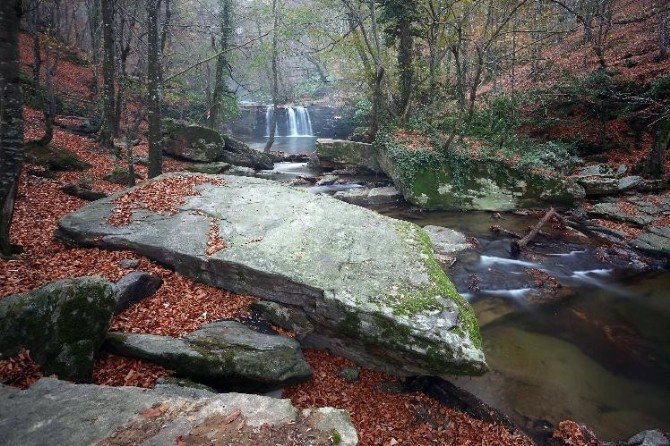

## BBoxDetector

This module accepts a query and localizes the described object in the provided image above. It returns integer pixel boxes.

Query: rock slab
[56,173,487,377]
[113,271,163,313]
[0,276,117,382]
[0,378,358,446]
[106,320,312,390]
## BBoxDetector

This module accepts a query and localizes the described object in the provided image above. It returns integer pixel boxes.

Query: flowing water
[377,206,670,440]
[247,155,670,439]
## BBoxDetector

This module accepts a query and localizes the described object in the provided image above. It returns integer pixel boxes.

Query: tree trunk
[31,1,41,86]
[209,0,232,130]
[397,13,413,121]
[99,0,116,153]
[264,0,279,153]
[660,7,668,61]
[645,118,670,179]
[87,0,101,96]
[147,0,163,178]
[0,0,24,257]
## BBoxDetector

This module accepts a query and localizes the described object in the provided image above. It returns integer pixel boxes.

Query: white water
[265,105,314,137]
[295,106,313,136]
[287,107,298,136]
[480,255,539,268]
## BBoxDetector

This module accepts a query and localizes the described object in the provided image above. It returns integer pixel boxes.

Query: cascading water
[265,105,314,137]
[295,106,313,136]
[265,105,273,137]
[287,107,298,136]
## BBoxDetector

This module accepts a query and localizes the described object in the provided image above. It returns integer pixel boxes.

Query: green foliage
[352,99,372,127]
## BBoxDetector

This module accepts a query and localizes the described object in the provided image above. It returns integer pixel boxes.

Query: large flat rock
[56,173,486,377]
[0,378,358,446]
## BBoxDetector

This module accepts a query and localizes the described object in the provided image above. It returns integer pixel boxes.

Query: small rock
[638,179,669,193]
[337,367,360,383]
[375,380,404,395]
[186,162,232,175]
[618,176,644,191]
[627,429,670,446]
[616,164,628,177]
[118,258,140,269]
[103,168,140,186]
[113,271,163,313]
[423,225,473,255]
[226,165,257,177]
[316,174,339,186]
[60,184,107,201]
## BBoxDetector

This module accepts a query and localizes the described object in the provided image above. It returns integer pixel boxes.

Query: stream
[254,146,670,440]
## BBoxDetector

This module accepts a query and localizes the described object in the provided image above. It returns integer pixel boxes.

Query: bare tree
[147,0,163,178]
[264,0,279,153]
[99,0,116,153]
[0,0,24,258]
[209,0,233,130]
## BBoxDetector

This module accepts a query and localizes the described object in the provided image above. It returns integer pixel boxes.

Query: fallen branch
[490,225,522,239]
[511,207,563,256]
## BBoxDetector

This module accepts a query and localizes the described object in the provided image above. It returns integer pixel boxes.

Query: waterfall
[287,107,298,136]
[265,105,273,137]
[295,106,313,136]
[264,105,313,137]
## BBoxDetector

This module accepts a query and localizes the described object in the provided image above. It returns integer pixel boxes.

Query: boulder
[618,175,644,191]
[56,173,487,377]
[316,138,382,173]
[105,320,312,390]
[0,378,359,446]
[162,118,225,162]
[104,168,140,186]
[25,144,91,171]
[377,143,584,211]
[221,134,274,170]
[577,177,620,196]
[0,276,117,382]
[113,271,163,313]
[589,202,655,226]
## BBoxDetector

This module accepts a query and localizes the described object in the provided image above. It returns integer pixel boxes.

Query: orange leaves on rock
[140,402,171,418]
[225,409,241,423]
[206,218,227,256]
[0,350,44,389]
[108,175,227,226]
[552,420,600,446]
[93,352,172,388]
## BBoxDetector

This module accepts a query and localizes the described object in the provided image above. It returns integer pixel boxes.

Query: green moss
[330,430,342,444]
[25,144,92,171]
[338,312,361,338]
[371,314,412,346]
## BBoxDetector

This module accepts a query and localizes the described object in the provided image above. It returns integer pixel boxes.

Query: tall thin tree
[209,0,233,130]
[147,0,163,178]
[0,0,24,258]
[99,0,116,153]
[264,0,279,153]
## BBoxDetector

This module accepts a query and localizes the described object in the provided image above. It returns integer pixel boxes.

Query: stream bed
[262,157,670,440]
[378,207,670,440]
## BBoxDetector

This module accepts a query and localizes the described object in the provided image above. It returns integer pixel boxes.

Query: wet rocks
[220,134,274,170]
[105,320,312,390]
[0,378,359,446]
[334,186,402,206]
[186,162,232,175]
[113,271,163,313]
[56,173,487,377]
[585,193,670,256]
[316,138,382,173]
[0,276,117,382]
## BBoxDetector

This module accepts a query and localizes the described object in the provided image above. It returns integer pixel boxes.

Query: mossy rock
[25,144,91,172]
[162,118,225,163]
[105,321,312,391]
[316,138,382,173]
[0,276,117,382]
[376,141,585,211]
